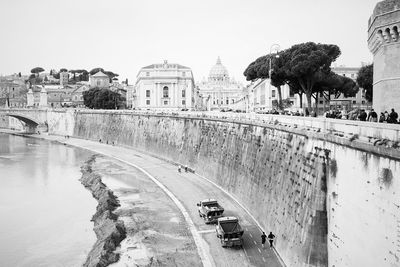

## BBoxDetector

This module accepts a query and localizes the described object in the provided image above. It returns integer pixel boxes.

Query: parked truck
[197,198,224,224]
[216,216,244,247]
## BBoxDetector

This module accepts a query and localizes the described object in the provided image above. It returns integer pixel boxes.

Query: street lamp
[269,43,280,78]
[268,44,280,110]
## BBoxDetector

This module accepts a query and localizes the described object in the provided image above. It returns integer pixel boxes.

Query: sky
[0,0,380,84]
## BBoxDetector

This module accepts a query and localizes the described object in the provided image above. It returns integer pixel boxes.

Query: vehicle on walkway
[197,199,224,224]
[216,216,244,247]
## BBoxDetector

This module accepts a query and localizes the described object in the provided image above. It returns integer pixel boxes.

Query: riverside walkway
[4,130,284,267]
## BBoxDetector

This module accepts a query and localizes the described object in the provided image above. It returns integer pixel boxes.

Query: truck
[197,198,224,224]
[216,216,244,248]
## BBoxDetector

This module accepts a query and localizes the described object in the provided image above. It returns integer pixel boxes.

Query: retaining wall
[2,109,400,267]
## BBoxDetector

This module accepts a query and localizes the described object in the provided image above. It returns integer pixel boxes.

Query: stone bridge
[1,108,400,267]
[0,108,49,133]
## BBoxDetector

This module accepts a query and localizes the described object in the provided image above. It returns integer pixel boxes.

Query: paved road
[21,133,284,267]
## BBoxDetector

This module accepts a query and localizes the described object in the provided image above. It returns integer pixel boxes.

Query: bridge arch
[7,114,40,126]
[5,113,46,133]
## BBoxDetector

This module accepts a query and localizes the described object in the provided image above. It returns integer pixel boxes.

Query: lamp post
[269,44,280,78]
[269,44,280,110]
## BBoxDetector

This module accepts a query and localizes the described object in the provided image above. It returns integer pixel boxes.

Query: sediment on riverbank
[80,155,126,267]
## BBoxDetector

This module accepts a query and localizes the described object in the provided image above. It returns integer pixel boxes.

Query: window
[319,100,323,104]
[146,100,150,105]
[182,72,186,77]
[226,99,229,104]
[272,90,276,98]
[97,80,101,86]
[213,101,215,104]
[352,101,356,104]
[163,86,169,98]
[182,90,186,98]
[362,100,365,104]
[182,100,186,105]
[146,72,150,77]
[146,90,150,97]
[164,100,168,105]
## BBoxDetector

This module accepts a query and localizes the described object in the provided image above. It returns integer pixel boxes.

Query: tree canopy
[244,42,350,113]
[89,68,105,75]
[31,67,45,74]
[83,87,125,109]
[356,64,373,102]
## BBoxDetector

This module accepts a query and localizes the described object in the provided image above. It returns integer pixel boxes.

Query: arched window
[163,86,169,98]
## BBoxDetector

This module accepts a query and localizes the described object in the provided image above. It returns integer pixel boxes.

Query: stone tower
[368,0,400,114]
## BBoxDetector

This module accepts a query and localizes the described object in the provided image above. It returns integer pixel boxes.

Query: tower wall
[368,0,400,114]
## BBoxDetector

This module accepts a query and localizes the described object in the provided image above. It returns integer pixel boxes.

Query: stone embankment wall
[3,109,400,267]
[72,112,330,266]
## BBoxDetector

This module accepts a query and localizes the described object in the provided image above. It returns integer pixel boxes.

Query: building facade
[27,83,89,108]
[89,71,110,88]
[132,60,195,110]
[0,77,28,107]
[319,66,371,113]
[197,57,243,110]
[60,71,69,86]
[245,78,305,112]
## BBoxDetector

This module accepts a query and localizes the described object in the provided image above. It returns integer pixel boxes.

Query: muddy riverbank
[80,155,126,267]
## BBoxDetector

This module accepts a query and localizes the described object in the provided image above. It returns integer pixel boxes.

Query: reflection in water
[0,134,97,267]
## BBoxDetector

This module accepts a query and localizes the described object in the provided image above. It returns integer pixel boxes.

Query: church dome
[209,57,229,81]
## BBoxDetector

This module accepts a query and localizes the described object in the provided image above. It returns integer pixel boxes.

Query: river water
[0,134,97,267]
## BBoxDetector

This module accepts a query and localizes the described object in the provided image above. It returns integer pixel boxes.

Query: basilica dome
[209,57,229,81]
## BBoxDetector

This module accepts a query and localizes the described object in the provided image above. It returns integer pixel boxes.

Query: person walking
[379,112,385,123]
[261,232,267,248]
[389,108,398,124]
[184,165,188,172]
[268,231,275,248]
[367,109,378,122]
[358,109,367,121]
[178,165,182,173]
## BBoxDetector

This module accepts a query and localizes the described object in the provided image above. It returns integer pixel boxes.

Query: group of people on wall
[354,108,398,123]
[324,108,399,124]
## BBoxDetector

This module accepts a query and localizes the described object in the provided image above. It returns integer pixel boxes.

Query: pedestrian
[358,109,367,121]
[178,165,181,173]
[261,232,267,248]
[268,231,275,248]
[389,108,398,124]
[367,109,378,122]
[384,111,389,122]
[379,112,385,123]
[184,165,188,173]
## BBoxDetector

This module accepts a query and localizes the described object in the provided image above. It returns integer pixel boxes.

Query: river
[0,134,97,267]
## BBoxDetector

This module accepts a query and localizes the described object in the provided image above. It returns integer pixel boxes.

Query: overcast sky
[0,0,379,84]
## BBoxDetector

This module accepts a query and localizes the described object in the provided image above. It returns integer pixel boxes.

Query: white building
[328,66,370,111]
[246,79,306,112]
[132,60,195,110]
[197,57,243,110]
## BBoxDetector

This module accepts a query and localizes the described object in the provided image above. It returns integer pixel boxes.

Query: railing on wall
[1,108,399,141]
